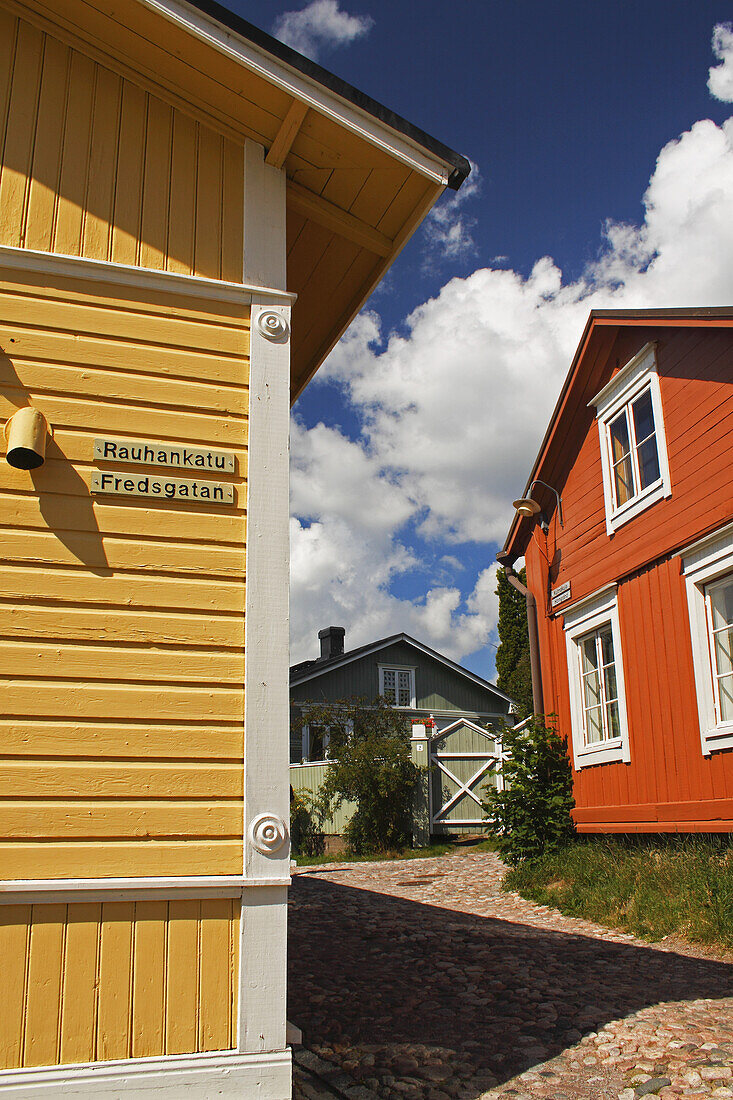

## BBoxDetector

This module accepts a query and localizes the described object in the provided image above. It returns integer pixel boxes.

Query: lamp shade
[512,497,541,517]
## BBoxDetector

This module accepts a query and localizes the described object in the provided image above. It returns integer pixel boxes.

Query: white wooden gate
[429,718,504,832]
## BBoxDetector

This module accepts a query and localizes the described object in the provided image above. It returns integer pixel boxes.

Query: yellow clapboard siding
[0,565,245,613]
[0,760,242,798]
[0,639,244,683]
[0,841,243,878]
[0,900,240,1070]
[0,393,249,449]
[0,275,252,330]
[59,903,101,1066]
[23,903,66,1068]
[0,459,245,503]
[3,357,250,415]
[0,14,245,279]
[0,720,242,760]
[0,487,247,538]
[0,801,242,839]
[0,528,247,578]
[167,111,197,277]
[0,603,244,648]
[0,682,243,723]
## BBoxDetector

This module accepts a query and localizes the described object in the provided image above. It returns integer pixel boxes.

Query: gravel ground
[288,850,733,1100]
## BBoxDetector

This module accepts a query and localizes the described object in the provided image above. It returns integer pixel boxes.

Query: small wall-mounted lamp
[4,408,52,470]
[512,479,564,530]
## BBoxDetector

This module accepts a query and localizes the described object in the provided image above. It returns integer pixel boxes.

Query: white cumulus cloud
[290,47,733,671]
[273,0,374,61]
[709,23,733,102]
[422,161,482,263]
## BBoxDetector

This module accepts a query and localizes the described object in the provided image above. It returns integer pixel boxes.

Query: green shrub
[290,791,325,857]
[294,697,418,855]
[484,716,575,865]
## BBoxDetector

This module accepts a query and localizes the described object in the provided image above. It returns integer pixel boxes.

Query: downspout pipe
[496,553,544,717]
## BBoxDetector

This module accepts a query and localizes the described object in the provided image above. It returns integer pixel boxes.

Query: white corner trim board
[0,1049,291,1098]
[0,244,296,305]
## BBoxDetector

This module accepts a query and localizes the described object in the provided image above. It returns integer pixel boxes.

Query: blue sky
[235,1,733,678]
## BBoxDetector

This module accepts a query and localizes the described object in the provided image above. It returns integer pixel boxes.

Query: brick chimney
[318,626,345,661]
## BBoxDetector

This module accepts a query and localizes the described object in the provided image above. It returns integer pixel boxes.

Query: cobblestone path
[289,851,733,1100]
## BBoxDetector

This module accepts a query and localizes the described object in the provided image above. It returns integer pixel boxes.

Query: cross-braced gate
[428,718,504,833]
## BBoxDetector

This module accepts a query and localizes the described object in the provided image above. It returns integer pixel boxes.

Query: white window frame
[564,585,631,768]
[681,522,733,755]
[301,723,330,762]
[590,342,671,535]
[378,664,416,708]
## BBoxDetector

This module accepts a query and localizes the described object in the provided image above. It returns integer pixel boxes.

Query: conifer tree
[495,566,533,716]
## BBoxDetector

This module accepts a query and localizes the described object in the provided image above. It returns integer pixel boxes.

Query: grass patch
[294,841,456,867]
[504,836,733,949]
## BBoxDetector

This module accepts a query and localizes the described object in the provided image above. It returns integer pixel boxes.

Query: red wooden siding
[525,325,733,832]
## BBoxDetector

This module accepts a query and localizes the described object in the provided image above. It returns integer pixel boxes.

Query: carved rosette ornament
[248,812,288,855]
[256,310,290,342]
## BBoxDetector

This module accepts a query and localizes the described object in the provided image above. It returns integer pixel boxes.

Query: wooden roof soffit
[265,99,309,170]
[286,180,393,257]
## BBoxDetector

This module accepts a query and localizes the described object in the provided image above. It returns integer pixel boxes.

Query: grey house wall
[290,641,511,763]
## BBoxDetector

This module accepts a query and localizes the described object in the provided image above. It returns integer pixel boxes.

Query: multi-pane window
[564,587,630,768]
[593,343,671,534]
[578,625,621,745]
[380,667,414,707]
[706,575,733,725]
[608,387,661,507]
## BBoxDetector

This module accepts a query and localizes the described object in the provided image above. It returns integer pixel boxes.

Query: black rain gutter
[495,553,544,717]
[181,0,471,189]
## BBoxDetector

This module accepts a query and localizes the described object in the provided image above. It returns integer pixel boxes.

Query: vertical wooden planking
[54,50,95,256]
[131,901,167,1059]
[97,902,133,1062]
[221,138,244,283]
[23,903,66,1068]
[0,11,18,166]
[194,126,223,279]
[59,902,101,1066]
[24,36,69,252]
[111,80,146,266]
[229,899,239,1048]
[82,64,121,261]
[139,95,173,270]
[166,899,200,1054]
[0,21,43,248]
[166,111,197,275]
[0,905,31,1069]
[198,899,231,1052]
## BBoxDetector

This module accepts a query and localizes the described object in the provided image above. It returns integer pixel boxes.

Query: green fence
[290,761,357,835]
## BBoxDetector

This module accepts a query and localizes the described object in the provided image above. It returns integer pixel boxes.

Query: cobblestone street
[289,851,733,1100]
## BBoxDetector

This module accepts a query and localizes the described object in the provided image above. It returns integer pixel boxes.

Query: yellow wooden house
[0,0,469,1094]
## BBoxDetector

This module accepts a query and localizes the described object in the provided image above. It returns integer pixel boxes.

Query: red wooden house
[500,308,733,833]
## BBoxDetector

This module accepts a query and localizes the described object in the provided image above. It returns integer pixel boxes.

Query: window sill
[607,479,668,535]
[702,724,733,756]
[574,738,627,768]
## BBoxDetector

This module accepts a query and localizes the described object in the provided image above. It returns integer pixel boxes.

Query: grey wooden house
[290,628,513,835]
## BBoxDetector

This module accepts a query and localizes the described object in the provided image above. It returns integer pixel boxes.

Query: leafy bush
[294,697,418,855]
[484,716,575,865]
[290,790,325,857]
[504,835,733,948]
